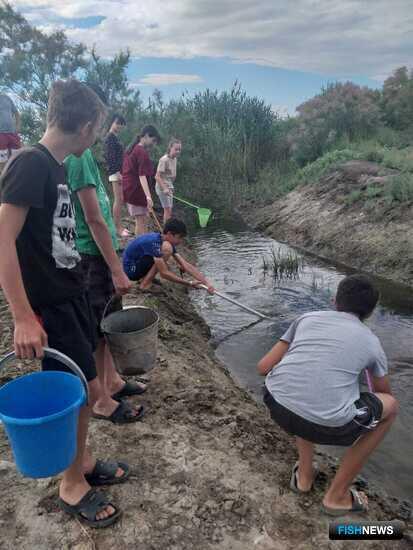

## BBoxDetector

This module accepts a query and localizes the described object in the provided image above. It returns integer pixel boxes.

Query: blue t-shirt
[123,232,177,270]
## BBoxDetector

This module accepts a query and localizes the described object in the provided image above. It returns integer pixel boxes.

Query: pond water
[190,214,413,501]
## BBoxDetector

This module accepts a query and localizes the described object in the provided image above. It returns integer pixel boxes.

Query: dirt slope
[246,161,413,286]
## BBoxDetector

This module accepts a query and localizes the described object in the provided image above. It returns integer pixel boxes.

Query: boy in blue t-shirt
[123,218,214,293]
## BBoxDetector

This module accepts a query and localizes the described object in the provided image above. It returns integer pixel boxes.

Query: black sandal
[322,488,369,516]
[93,401,145,424]
[85,459,130,486]
[112,380,147,401]
[59,489,122,528]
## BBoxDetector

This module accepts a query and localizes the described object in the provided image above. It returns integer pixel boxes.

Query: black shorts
[80,254,122,337]
[36,294,98,382]
[124,255,154,281]
[263,388,383,446]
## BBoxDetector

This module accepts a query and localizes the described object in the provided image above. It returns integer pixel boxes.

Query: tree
[0,2,143,141]
[381,66,413,130]
[0,1,88,111]
[290,82,381,165]
[85,48,142,119]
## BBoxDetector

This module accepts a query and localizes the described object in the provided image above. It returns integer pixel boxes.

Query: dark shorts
[124,255,154,281]
[80,254,122,337]
[36,294,98,382]
[263,387,383,446]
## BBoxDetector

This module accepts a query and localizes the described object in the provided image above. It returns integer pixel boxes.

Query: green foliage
[381,67,413,130]
[290,82,381,165]
[365,185,383,199]
[296,149,363,184]
[2,1,413,213]
[262,246,303,280]
[345,190,363,205]
[0,2,88,113]
[388,173,413,203]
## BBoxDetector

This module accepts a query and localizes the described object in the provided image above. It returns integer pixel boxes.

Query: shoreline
[0,276,411,548]
[243,161,413,287]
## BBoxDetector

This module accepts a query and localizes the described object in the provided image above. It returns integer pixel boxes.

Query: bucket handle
[101,295,121,325]
[0,347,89,403]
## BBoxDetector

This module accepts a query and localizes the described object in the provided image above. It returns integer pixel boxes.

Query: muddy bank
[245,161,413,286]
[0,279,412,549]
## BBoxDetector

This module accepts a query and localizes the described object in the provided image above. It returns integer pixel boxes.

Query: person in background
[103,113,130,238]
[0,92,21,173]
[155,138,181,224]
[0,79,127,528]
[257,275,398,516]
[122,125,161,235]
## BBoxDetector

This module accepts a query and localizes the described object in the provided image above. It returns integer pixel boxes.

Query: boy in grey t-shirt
[258,275,398,516]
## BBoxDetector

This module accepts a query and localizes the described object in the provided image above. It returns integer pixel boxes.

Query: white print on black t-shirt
[52,184,81,269]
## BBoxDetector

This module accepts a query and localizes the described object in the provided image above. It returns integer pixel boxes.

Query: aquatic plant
[262,247,303,280]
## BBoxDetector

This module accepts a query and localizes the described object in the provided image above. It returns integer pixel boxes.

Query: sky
[11,0,413,114]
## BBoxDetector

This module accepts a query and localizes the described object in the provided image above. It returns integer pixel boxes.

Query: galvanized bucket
[101,302,159,375]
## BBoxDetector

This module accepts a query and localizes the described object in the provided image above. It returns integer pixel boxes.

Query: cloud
[137,73,203,86]
[12,0,413,79]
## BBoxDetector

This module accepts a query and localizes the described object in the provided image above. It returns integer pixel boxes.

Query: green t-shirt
[64,149,118,255]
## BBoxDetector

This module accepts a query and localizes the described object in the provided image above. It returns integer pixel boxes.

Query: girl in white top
[155,138,181,223]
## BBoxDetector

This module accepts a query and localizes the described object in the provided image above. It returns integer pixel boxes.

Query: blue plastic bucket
[0,370,86,478]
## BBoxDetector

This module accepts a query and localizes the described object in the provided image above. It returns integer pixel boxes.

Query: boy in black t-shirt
[0,80,130,528]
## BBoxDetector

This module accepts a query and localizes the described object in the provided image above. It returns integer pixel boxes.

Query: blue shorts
[124,255,154,281]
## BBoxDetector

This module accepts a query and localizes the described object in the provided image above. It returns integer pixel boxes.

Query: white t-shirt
[265,310,388,427]
[157,154,177,189]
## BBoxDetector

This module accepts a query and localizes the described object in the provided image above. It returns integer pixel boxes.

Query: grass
[262,246,303,280]
[388,172,413,202]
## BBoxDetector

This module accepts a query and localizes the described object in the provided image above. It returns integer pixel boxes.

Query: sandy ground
[245,161,413,286]
[0,276,412,549]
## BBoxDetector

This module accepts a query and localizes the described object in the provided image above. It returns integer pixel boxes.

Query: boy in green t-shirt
[65,146,147,424]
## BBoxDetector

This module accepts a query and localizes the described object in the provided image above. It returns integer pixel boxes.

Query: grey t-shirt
[0,94,17,133]
[265,310,388,427]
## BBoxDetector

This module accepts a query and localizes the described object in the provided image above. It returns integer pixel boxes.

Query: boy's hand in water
[14,316,48,359]
[112,270,132,295]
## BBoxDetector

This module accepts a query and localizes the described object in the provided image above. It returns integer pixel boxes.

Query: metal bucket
[101,305,159,375]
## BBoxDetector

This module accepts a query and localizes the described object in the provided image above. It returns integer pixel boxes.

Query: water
[190,215,413,501]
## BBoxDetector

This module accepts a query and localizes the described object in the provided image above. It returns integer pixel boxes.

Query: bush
[366,150,384,163]
[388,173,413,202]
[296,149,363,184]
[345,190,363,205]
[381,67,413,131]
[365,185,383,199]
[290,82,381,165]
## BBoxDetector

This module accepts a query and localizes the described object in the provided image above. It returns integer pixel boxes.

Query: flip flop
[85,459,130,486]
[59,489,122,529]
[93,400,145,424]
[290,461,319,494]
[322,488,368,516]
[112,380,147,401]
